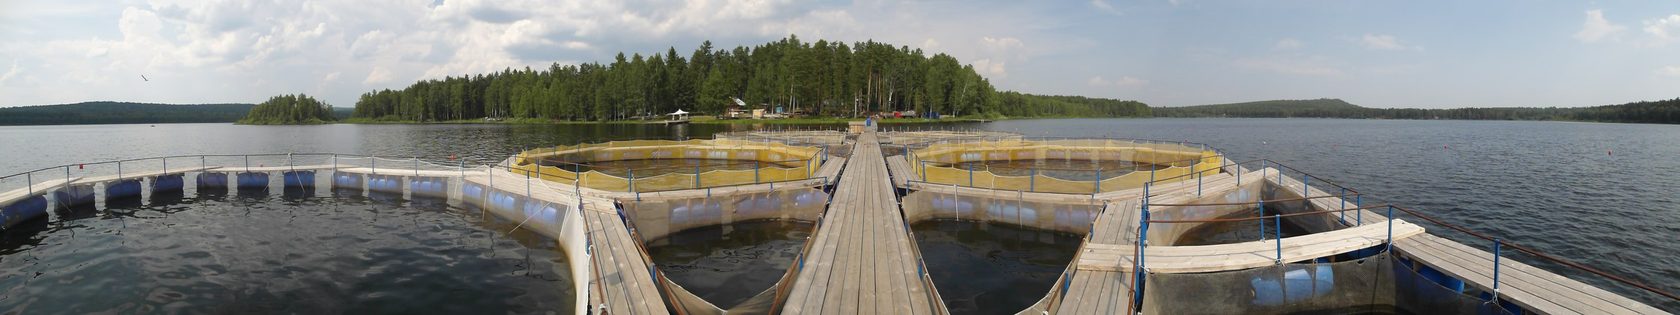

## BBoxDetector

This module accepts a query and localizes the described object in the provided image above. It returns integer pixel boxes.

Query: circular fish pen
[901,136,1224,194]
[507,139,831,192]
[0,154,577,313]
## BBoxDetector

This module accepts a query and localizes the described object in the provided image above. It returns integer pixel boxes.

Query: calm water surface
[1,118,1677,312]
[0,188,571,313]
[912,220,1082,314]
[643,220,810,308]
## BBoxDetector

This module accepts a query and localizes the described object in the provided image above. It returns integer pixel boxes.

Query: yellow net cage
[510,139,827,192]
[907,139,1223,194]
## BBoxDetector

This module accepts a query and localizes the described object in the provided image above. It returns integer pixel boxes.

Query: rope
[1146,193,1361,207]
[1146,204,1390,223]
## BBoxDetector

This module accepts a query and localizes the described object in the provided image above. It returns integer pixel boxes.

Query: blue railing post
[628,169,636,193]
[967,163,974,187]
[1356,194,1363,225]
[694,165,701,188]
[1386,205,1395,252]
[1095,167,1102,194]
[1274,214,1283,264]
[1197,166,1203,196]
[1029,167,1036,192]
[754,161,760,183]
[1493,238,1502,300]
[920,160,927,180]
[1258,198,1266,241]
[1339,188,1348,224]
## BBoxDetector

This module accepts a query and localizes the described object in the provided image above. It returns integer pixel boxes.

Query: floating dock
[0,130,1672,314]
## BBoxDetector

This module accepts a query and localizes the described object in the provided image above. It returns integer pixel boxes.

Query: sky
[1,0,1677,109]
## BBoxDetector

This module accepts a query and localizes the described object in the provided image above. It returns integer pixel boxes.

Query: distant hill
[1153,98,1680,124]
[1154,99,1362,118]
[0,102,255,125]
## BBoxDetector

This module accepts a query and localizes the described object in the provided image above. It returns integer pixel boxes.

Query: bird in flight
[141,75,148,82]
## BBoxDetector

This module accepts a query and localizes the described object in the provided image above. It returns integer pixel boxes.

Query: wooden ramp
[884,155,916,188]
[462,170,668,315]
[1054,199,1142,314]
[1,177,81,205]
[813,156,847,183]
[1078,220,1425,274]
[783,131,945,315]
[1395,234,1669,315]
[74,166,222,184]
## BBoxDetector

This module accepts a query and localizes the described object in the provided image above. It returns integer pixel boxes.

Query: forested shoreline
[350,36,1150,122]
[1155,98,1680,124]
[0,102,254,125]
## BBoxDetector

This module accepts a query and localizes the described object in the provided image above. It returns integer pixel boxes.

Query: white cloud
[1360,34,1419,51]
[364,67,392,84]
[1088,75,1147,87]
[323,72,341,82]
[1234,56,1343,76]
[1644,14,1680,46]
[972,59,1007,78]
[1274,38,1301,50]
[1660,65,1680,77]
[1575,9,1626,43]
[0,60,20,85]
[1090,0,1121,15]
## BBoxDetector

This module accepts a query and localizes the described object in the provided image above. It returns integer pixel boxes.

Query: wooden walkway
[1396,234,1668,314]
[1054,199,1142,314]
[462,170,668,315]
[783,131,945,315]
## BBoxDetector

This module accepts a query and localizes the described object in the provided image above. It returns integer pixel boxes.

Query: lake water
[1,118,1677,312]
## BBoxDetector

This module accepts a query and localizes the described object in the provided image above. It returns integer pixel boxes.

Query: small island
[237,94,338,125]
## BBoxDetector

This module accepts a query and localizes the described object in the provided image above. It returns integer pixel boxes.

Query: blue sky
[1,0,1676,108]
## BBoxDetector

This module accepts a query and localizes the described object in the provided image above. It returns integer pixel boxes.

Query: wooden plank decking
[1,177,81,205]
[462,170,669,315]
[1054,200,1142,314]
[783,131,944,315]
[1395,234,1668,315]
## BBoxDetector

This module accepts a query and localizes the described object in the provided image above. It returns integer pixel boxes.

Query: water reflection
[912,220,1081,314]
[643,220,810,308]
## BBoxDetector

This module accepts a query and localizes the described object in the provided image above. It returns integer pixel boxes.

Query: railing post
[26,172,33,195]
[754,161,760,183]
[1339,188,1348,224]
[372,157,377,175]
[1302,175,1310,210]
[1258,198,1266,241]
[1029,167,1036,192]
[1356,194,1363,225]
[1274,213,1283,265]
[694,165,701,189]
[629,169,636,193]
[1196,166,1203,196]
[1095,167,1102,194]
[1386,205,1395,252]
[117,161,123,180]
[1493,238,1502,301]
[967,163,974,187]
[244,155,250,173]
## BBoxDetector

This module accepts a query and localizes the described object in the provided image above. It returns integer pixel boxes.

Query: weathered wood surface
[73,166,222,184]
[462,170,669,315]
[1,177,81,205]
[1396,234,1669,315]
[783,131,944,315]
